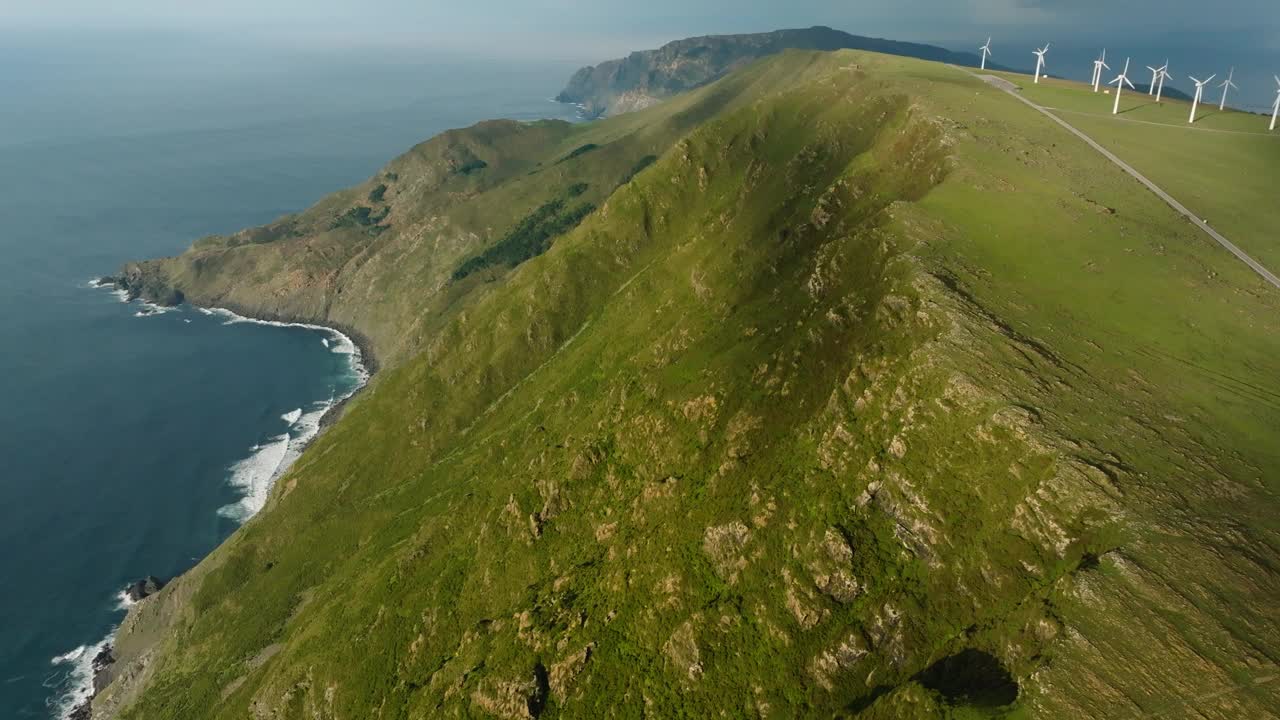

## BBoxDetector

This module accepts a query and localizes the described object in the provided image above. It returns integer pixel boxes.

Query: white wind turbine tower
[1188,74,1216,123]
[1155,61,1171,102]
[1033,43,1050,83]
[1217,67,1239,110]
[1110,58,1136,115]
[1146,63,1161,95]
[979,38,993,70]
[1270,76,1279,131]
[1092,50,1110,92]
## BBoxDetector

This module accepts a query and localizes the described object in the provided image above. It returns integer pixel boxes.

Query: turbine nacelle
[1109,59,1135,114]
[1189,75,1216,90]
[1153,62,1172,102]
[1188,74,1215,124]
[1218,68,1238,91]
[1091,49,1110,92]
[1217,68,1238,110]
[1032,43,1050,83]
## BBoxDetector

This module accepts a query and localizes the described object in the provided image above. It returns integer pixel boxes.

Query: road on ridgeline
[949,65,1280,291]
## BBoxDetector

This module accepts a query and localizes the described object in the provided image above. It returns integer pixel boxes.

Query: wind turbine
[1146,63,1161,95]
[1033,44,1050,83]
[979,37,993,70]
[1110,58,1136,115]
[1188,74,1215,123]
[1155,61,1171,102]
[1270,76,1279,131]
[1092,50,1110,93]
[1217,67,1239,110]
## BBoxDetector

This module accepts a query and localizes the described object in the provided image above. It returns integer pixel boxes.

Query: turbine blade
[1125,77,1135,89]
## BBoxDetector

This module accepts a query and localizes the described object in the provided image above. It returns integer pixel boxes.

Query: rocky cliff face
[555,26,990,118]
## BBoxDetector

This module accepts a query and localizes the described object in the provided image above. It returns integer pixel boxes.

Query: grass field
[986,69,1280,272]
[101,50,1280,719]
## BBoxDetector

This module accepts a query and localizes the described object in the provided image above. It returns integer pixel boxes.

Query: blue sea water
[0,31,582,718]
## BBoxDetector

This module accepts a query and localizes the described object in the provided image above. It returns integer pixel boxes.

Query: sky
[3,0,1278,107]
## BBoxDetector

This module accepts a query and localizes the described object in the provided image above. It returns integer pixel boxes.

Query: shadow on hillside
[1118,101,1156,116]
[916,649,1019,707]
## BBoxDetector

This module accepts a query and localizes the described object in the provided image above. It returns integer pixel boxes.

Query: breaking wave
[46,632,113,720]
[207,307,368,523]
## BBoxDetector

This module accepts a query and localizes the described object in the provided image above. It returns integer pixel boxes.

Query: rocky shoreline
[69,276,379,719]
[98,270,380,379]
[66,577,166,720]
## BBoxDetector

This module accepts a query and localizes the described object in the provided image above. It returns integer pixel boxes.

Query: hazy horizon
[3,1,1277,111]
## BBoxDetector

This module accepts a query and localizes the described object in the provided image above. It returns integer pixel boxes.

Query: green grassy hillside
[97,50,1280,719]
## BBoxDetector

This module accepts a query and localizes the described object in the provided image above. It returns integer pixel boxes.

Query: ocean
[0,31,582,718]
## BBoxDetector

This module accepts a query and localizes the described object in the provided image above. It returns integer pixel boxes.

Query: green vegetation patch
[451,186,596,280]
[454,158,489,175]
[557,143,600,163]
[331,205,390,235]
[621,154,658,185]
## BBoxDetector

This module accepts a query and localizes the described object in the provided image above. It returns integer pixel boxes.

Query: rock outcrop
[123,576,165,604]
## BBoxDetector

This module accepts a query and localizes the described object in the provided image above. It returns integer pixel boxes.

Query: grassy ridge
[987,70,1280,271]
[99,51,1280,719]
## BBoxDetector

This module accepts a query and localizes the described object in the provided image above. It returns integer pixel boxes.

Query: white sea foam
[47,631,114,720]
[217,434,291,522]
[133,300,177,317]
[86,275,180,314]
[204,307,369,386]
[144,300,175,313]
[321,337,330,348]
[86,277,128,303]
[114,588,137,612]
[279,402,330,471]
[208,307,369,523]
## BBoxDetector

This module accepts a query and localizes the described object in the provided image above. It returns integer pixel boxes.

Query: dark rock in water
[91,645,116,693]
[66,646,116,720]
[107,263,185,306]
[125,575,166,603]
